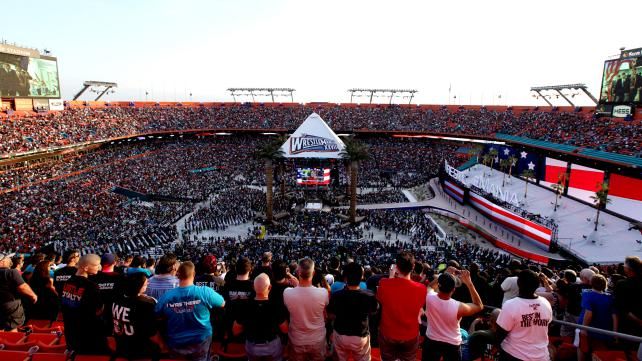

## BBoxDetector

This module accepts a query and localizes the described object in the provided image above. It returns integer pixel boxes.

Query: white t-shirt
[501,276,519,305]
[425,292,462,345]
[496,296,552,361]
[284,286,329,345]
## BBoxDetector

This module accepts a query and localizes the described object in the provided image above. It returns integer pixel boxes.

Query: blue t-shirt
[127,267,153,278]
[156,285,225,347]
[578,290,615,340]
[330,281,367,294]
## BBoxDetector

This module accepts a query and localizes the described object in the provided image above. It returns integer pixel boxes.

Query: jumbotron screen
[296,168,330,186]
[599,52,642,104]
[0,52,60,98]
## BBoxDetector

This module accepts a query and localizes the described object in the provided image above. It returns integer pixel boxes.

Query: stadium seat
[211,342,246,360]
[0,350,31,361]
[591,350,628,361]
[74,356,112,361]
[31,353,68,361]
[26,320,53,329]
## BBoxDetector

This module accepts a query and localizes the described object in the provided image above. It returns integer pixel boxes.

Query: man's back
[146,274,179,300]
[328,288,377,337]
[496,296,552,361]
[156,285,224,347]
[284,286,328,345]
[376,277,427,341]
[61,275,107,353]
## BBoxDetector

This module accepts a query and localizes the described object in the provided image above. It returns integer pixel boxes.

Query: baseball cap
[101,253,116,266]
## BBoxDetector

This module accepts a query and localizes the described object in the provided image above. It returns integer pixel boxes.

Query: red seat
[26,320,53,329]
[0,332,28,344]
[74,356,112,361]
[31,353,68,361]
[591,350,627,361]
[0,350,30,361]
[211,342,246,360]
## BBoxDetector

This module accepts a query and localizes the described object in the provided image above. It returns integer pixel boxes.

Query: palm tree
[255,139,285,222]
[521,169,535,199]
[590,182,611,232]
[488,148,499,175]
[340,138,369,223]
[500,159,511,187]
[507,156,517,179]
[468,145,483,169]
[550,172,566,212]
[482,154,493,177]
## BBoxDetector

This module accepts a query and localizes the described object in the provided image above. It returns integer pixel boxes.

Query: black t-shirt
[327,288,378,337]
[195,274,225,293]
[89,271,124,333]
[223,278,254,324]
[236,299,286,343]
[61,275,108,353]
[53,266,77,295]
[111,294,159,358]
[566,283,591,316]
[0,268,24,304]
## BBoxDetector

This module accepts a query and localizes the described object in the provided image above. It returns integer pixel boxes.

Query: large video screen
[567,164,604,203]
[599,56,642,104]
[296,168,330,186]
[0,52,60,98]
[606,174,642,222]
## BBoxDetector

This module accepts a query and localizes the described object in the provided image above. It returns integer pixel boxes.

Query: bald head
[579,269,595,284]
[254,273,271,298]
[77,254,101,276]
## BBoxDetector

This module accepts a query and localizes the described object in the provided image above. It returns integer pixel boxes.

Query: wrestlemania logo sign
[289,134,340,154]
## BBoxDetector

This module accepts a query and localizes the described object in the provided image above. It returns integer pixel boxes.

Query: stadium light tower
[227,88,295,102]
[73,81,118,101]
[530,84,598,107]
[347,88,418,104]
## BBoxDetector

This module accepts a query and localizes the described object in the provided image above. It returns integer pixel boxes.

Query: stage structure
[73,81,118,101]
[227,87,295,102]
[347,88,418,104]
[530,84,598,107]
[280,113,346,209]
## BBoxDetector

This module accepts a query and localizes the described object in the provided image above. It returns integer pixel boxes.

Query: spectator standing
[376,251,427,361]
[327,262,379,361]
[156,261,225,361]
[112,272,161,360]
[26,260,59,322]
[146,253,179,300]
[0,252,37,331]
[614,256,642,360]
[233,273,288,361]
[577,274,616,361]
[496,270,552,361]
[283,258,329,361]
[89,253,123,333]
[53,249,80,295]
[423,270,484,361]
[60,254,110,355]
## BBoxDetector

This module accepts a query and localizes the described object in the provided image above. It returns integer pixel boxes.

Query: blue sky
[3,0,641,105]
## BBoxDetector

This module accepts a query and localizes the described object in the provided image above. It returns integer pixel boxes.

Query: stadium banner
[540,157,568,191]
[443,180,464,203]
[612,105,632,118]
[49,99,64,110]
[281,113,346,159]
[606,173,642,222]
[429,208,549,264]
[468,191,552,250]
[567,164,604,203]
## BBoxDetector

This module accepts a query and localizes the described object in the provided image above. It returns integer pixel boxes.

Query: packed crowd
[1,104,639,156]
[1,240,640,361]
[0,135,459,254]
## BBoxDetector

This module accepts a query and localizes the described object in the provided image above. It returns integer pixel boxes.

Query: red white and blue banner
[469,191,552,250]
[443,180,465,203]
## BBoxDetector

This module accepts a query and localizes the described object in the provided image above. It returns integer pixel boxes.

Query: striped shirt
[145,274,179,300]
